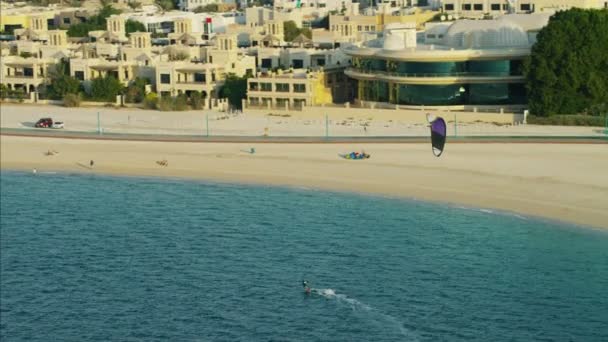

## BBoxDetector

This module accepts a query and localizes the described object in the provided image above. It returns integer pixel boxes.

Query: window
[160,73,170,84]
[260,83,272,91]
[211,73,216,82]
[209,56,213,63]
[194,72,205,83]
[249,82,259,91]
[364,25,369,31]
[316,58,326,67]
[293,84,306,93]
[63,17,71,25]
[261,58,272,68]
[293,59,304,69]
[444,4,454,10]
[474,4,483,10]
[438,34,444,38]
[276,83,289,92]
[357,25,362,31]
[24,68,34,77]
[427,34,436,39]
[231,63,235,68]
[370,26,375,31]
[520,3,531,11]
[462,4,472,10]
[502,4,508,9]
[491,3,500,10]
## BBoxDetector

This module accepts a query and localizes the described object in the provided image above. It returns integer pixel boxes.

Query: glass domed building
[344,15,549,106]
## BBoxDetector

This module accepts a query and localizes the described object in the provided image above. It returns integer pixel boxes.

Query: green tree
[48,75,81,100]
[524,9,608,116]
[126,20,146,35]
[89,75,124,102]
[219,73,250,109]
[284,21,312,41]
[46,59,80,100]
[67,5,121,37]
[283,20,300,41]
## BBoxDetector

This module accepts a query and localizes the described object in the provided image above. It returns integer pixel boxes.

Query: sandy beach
[1,135,607,229]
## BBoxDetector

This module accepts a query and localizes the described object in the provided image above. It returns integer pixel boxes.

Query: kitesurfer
[302,280,311,295]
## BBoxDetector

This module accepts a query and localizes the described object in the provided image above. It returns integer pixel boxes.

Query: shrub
[63,93,81,107]
[157,94,189,111]
[527,115,606,127]
[174,94,189,111]
[143,92,158,109]
[124,77,150,103]
[0,84,7,100]
[190,91,204,110]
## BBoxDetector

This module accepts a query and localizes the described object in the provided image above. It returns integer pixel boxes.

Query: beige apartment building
[246,66,353,109]
[156,34,255,105]
[0,55,57,94]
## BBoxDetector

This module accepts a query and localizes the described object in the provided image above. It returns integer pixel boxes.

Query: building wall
[440,0,605,16]
[155,61,225,98]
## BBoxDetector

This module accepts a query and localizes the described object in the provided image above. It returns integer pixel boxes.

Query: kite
[426,114,447,157]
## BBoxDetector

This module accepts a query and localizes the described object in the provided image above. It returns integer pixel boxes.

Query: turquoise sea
[1,171,607,341]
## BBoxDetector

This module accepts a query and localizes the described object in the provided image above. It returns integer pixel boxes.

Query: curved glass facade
[357,81,527,105]
[352,57,524,77]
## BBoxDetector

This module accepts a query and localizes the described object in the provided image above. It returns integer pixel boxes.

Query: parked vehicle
[35,118,53,128]
[35,118,64,129]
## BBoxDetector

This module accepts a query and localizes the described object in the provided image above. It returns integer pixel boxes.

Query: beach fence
[62,107,602,138]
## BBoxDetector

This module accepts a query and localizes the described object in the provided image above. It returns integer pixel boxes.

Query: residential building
[440,0,606,18]
[155,33,255,105]
[0,55,58,95]
[257,46,350,70]
[246,66,353,109]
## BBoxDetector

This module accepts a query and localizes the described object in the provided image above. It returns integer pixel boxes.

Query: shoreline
[1,166,592,229]
[2,135,607,230]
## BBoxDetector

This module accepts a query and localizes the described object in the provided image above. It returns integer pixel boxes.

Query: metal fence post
[325,114,329,139]
[454,113,458,137]
[97,112,101,134]
[206,114,209,137]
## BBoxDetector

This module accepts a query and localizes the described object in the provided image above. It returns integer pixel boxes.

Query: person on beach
[90,160,94,168]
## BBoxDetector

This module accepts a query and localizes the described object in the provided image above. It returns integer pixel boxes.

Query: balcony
[345,68,525,85]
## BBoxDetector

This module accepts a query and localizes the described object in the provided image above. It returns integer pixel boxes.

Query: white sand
[2,135,607,229]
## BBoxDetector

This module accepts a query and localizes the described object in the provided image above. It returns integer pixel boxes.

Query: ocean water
[1,171,607,342]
